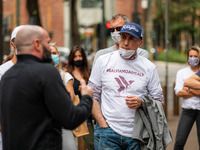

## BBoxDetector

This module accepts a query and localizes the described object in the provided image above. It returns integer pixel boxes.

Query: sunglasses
[108,26,122,33]
[49,42,56,46]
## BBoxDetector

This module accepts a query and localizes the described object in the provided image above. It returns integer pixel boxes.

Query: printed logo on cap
[122,25,139,33]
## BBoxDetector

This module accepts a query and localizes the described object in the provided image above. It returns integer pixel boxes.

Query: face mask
[73,60,84,67]
[51,54,59,66]
[119,48,136,59]
[111,31,120,44]
[188,57,199,67]
[42,45,52,63]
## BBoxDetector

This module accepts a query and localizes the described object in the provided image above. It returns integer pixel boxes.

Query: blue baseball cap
[120,23,143,39]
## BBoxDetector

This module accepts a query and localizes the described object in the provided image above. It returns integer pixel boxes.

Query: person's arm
[44,68,93,130]
[189,88,200,96]
[147,67,165,106]
[176,87,195,98]
[88,80,108,127]
[92,100,108,127]
[66,79,75,100]
[184,74,200,90]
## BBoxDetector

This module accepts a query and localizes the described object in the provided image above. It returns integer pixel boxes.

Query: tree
[154,0,200,49]
[70,0,80,46]
[64,0,80,47]
[169,0,200,45]
[26,0,41,26]
[154,0,165,48]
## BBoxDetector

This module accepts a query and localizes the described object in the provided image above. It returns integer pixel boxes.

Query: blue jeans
[94,123,140,150]
[174,109,200,150]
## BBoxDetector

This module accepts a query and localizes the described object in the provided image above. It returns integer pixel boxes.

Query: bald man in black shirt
[0,25,93,150]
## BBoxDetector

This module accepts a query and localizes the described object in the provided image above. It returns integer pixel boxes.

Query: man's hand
[80,79,93,97]
[184,74,200,90]
[183,87,189,92]
[125,96,142,109]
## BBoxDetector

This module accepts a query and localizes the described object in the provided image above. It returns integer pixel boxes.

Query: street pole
[100,0,105,49]
[165,0,168,118]
[146,0,153,61]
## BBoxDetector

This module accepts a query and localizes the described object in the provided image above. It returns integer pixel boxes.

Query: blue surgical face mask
[51,54,59,66]
[188,57,199,67]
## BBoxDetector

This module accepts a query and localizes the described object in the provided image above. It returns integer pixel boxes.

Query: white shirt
[60,70,73,86]
[89,51,163,137]
[0,60,14,80]
[174,67,200,110]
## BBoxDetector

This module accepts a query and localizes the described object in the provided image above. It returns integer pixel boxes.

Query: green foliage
[169,0,200,34]
[156,49,187,63]
[154,0,200,45]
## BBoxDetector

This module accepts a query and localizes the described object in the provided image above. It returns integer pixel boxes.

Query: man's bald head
[15,25,45,53]
[15,25,51,61]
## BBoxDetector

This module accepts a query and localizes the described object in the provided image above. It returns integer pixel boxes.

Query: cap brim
[120,31,140,39]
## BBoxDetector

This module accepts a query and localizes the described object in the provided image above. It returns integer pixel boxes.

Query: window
[81,0,102,8]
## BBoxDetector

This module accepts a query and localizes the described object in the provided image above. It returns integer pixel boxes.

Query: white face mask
[119,48,136,59]
[111,31,120,44]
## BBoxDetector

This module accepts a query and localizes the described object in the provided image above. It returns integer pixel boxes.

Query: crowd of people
[0,13,199,150]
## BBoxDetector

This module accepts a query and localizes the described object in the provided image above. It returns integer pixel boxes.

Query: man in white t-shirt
[93,14,149,66]
[0,25,24,80]
[88,22,164,150]
[0,25,24,150]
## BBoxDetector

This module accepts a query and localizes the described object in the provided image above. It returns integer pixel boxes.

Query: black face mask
[42,45,52,64]
[73,60,84,67]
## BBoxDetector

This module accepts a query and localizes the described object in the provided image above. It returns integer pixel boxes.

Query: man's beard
[42,45,52,64]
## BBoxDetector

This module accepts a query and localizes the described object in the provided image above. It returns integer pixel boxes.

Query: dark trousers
[174,109,200,150]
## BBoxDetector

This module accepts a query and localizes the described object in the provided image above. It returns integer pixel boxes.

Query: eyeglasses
[108,26,122,33]
[49,42,56,46]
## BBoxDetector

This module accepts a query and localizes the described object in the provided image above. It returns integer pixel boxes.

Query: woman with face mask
[50,43,77,150]
[174,46,200,150]
[67,45,94,150]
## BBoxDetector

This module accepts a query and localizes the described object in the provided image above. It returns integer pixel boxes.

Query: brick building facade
[3,0,64,55]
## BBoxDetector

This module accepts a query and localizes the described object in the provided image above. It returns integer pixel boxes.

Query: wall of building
[3,0,64,50]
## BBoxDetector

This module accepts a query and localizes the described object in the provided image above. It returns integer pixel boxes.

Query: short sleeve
[174,70,184,95]
[0,60,14,80]
[64,72,73,85]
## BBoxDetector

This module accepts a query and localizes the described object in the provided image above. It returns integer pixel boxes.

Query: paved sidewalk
[166,106,198,150]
